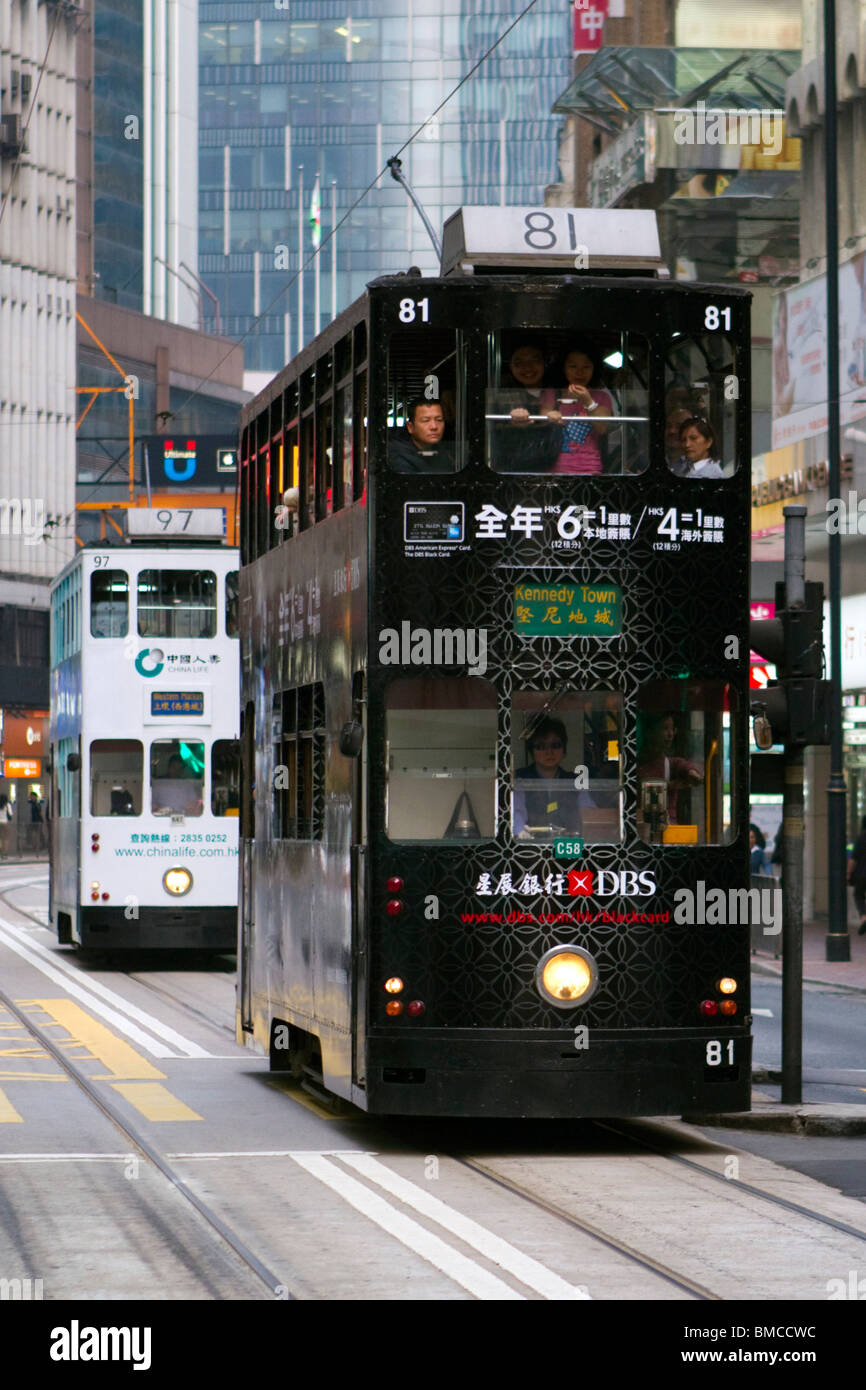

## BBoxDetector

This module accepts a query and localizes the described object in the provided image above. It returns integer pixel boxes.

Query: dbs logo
[569,869,657,897]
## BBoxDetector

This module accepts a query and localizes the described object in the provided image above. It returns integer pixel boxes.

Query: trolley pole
[781,506,806,1105]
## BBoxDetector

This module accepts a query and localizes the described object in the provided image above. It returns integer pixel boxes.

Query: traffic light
[750,581,832,747]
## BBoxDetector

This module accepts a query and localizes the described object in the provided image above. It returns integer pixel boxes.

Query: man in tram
[388,398,455,473]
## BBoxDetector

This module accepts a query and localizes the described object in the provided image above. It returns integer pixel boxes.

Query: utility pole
[823,0,849,961]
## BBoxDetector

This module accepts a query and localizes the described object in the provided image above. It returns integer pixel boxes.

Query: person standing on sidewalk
[0,794,12,857]
[27,791,45,855]
[847,816,866,935]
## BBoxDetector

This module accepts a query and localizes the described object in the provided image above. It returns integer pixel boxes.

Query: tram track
[447,1151,718,1300]
[0,980,297,1302]
[0,881,238,1040]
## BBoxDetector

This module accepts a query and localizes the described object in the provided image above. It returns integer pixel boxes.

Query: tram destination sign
[514,581,622,636]
[151,691,206,717]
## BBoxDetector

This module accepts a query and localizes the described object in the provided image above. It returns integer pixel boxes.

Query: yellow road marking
[0,1048,46,1058]
[23,1000,164,1081]
[111,1083,202,1122]
[0,1088,24,1122]
[0,1072,65,1081]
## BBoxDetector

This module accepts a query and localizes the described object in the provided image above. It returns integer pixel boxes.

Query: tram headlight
[163,867,193,897]
[535,945,598,1009]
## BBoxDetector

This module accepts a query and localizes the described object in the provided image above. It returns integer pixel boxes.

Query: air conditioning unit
[0,114,25,159]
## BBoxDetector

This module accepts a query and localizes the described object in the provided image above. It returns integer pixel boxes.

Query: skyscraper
[199,1,571,381]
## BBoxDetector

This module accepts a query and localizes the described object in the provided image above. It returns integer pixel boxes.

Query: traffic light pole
[781,506,806,1104]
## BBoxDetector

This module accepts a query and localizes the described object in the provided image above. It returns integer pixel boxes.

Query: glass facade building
[199,1,571,374]
[92,0,145,311]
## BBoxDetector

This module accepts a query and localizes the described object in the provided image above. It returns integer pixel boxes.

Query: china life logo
[135,649,164,677]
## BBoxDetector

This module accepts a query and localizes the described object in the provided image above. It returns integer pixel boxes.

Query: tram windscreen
[90,571,129,639]
[512,692,623,844]
[212,739,240,816]
[90,740,142,816]
[487,331,648,475]
[664,332,738,479]
[137,571,217,638]
[385,678,497,840]
[636,681,735,844]
[150,740,205,817]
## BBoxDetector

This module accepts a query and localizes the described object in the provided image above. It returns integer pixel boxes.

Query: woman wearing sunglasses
[513,716,594,839]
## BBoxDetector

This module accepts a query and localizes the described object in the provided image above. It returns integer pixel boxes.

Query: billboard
[772,251,866,448]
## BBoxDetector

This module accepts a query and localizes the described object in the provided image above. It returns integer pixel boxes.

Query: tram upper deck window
[665,333,737,479]
[151,739,204,818]
[90,740,142,817]
[487,332,648,475]
[90,571,128,639]
[636,681,735,845]
[386,327,463,473]
[137,571,217,639]
[511,692,623,844]
[385,678,497,840]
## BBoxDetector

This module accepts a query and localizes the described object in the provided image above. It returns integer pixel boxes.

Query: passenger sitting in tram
[637,712,702,829]
[512,716,595,839]
[152,753,203,817]
[487,343,563,471]
[388,398,455,473]
[544,342,614,475]
[671,417,729,479]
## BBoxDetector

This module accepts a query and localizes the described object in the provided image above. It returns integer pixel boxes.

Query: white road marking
[752,1008,774,1017]
[0,1153,134,1162]
[290,1151,524,1300]
[0,877,50,892]
[0,921,177,1059]
[341,1151,590,1301]
[169,1150,371,1158]
[0,918,211,1058]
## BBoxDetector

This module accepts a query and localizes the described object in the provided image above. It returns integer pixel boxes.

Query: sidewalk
[752,907,866,993]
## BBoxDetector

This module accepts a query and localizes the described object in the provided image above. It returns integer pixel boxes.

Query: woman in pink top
[546,344,613,475]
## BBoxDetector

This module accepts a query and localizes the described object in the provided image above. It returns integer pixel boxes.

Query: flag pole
[297,165,304,353]
[314,172,321,337]
[331,180,337,322]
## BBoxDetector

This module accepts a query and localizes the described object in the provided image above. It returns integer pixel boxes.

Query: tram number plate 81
[554,838,584,860]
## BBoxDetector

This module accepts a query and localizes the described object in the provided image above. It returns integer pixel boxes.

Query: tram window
[385,678,497,841]
[316,396,334,520]
[337,382,354,505]
[226,571,239,637]
[487,331,649,475]
[90,571,129,639]
[299,414,315,529]
[511,692,623,844]
[272,684,324,840]
[636,681,735,845]
[354,370,368,496]
[212,739,240,816]
[90,740,142,817]
[150,739,204,818]
[137,571,217,638]
[386,328,462,473]
[665,334,737,479]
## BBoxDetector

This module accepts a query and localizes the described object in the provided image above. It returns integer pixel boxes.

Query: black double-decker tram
[237,207,752,1117]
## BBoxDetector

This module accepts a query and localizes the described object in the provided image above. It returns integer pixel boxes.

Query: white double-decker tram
[49,510,240,950]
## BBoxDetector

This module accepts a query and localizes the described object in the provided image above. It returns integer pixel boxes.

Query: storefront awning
[554,47,801,134]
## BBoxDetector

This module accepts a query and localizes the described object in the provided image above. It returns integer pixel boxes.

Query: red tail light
[700,999,718,1017]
